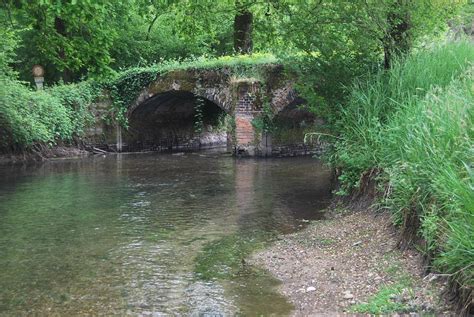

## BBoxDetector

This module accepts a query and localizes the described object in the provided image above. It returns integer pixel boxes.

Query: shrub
[0,79,71,151]
[48,81,98,137]
[0,78,98,152]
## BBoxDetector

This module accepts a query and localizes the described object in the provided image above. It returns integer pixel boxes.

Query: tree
[161,0,282,55]
[2,0,133,82]
[234,1,253,54]
[0,0,466,83]
[383,1,411,68]
[366,0,464,68]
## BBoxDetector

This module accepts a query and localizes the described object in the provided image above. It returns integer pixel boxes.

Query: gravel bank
[251,208,454,316]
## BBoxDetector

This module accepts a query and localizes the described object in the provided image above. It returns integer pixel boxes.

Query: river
[0,150,332,316]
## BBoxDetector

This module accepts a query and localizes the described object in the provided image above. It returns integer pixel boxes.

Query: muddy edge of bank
[250,199,457,316]
[0,146,91,165]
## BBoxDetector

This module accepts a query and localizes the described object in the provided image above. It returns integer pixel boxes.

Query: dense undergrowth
[0,77,97,153]
[0,27,98,153]
[329,41,473,313]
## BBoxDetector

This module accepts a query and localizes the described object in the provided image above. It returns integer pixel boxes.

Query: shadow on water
[0,150,332,315]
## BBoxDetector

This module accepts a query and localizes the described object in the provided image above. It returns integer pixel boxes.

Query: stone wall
[271,143,327,158]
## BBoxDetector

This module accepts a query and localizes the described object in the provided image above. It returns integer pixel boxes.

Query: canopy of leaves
[1,0,468,85]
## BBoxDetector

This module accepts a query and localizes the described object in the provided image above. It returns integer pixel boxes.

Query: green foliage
[47,81,98,137]
[0,20,98,151]
[251,101,274,133]
[332,41,474,192]
[193,97,205,134]
[0,61,98,151]
[2,0,466,86]
[278,0,465,123]
[0,26,19,78]
[351,283,412,314]
[0,79,73,150]
[212,112,234,134]
[4,0,134,82]
[351,256,416,314]
[109,6,209,69]
[330,41,474,296]
[0,1,285,83]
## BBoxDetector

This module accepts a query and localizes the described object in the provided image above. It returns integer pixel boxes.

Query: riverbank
[0,146,90,165]
[251,204,455,316]
[316,41,473,315]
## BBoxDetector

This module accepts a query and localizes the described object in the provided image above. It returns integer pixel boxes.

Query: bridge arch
[128,70,234,117]
[269,82,301,115]
[124,88,230,152]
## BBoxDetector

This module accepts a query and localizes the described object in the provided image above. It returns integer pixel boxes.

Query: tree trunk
[54,16,72,82]
[234,5,253,54]
[383,1,411,69]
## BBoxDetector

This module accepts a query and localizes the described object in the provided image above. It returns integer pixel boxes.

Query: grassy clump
[351,256,417,314]
[351,283,412,314]
[330,40,473,311]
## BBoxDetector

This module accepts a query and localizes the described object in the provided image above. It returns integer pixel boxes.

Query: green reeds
[331,40,473,312]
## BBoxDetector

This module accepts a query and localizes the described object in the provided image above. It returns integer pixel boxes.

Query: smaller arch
[269,82,301,115]
[269,95,324,156]
[272,97,319,135]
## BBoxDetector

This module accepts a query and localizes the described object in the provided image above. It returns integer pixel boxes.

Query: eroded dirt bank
[251,207,455,316]
[0,146,90,164]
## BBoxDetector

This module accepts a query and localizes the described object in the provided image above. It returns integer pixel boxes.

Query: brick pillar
[233,81,261,156]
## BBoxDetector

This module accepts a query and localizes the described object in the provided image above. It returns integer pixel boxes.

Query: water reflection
[0,151,332,315]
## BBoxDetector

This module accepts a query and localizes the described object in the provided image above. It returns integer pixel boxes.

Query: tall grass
[331,41,473,312]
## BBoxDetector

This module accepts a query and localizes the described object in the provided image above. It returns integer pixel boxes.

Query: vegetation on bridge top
[110,52,280,97]
[114,53,278,78]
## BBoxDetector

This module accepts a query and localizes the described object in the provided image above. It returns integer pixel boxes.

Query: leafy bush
[0,79,98,152]
[0,25,99,152]
[0,79,72,151]
[48,81,98,137]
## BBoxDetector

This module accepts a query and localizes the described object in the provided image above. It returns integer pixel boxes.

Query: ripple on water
[0,152,332,315]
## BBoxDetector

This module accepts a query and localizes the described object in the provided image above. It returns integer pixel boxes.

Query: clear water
[0,150,332,316]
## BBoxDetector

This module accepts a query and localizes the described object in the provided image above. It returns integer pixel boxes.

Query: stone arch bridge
[91,64,317,157]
